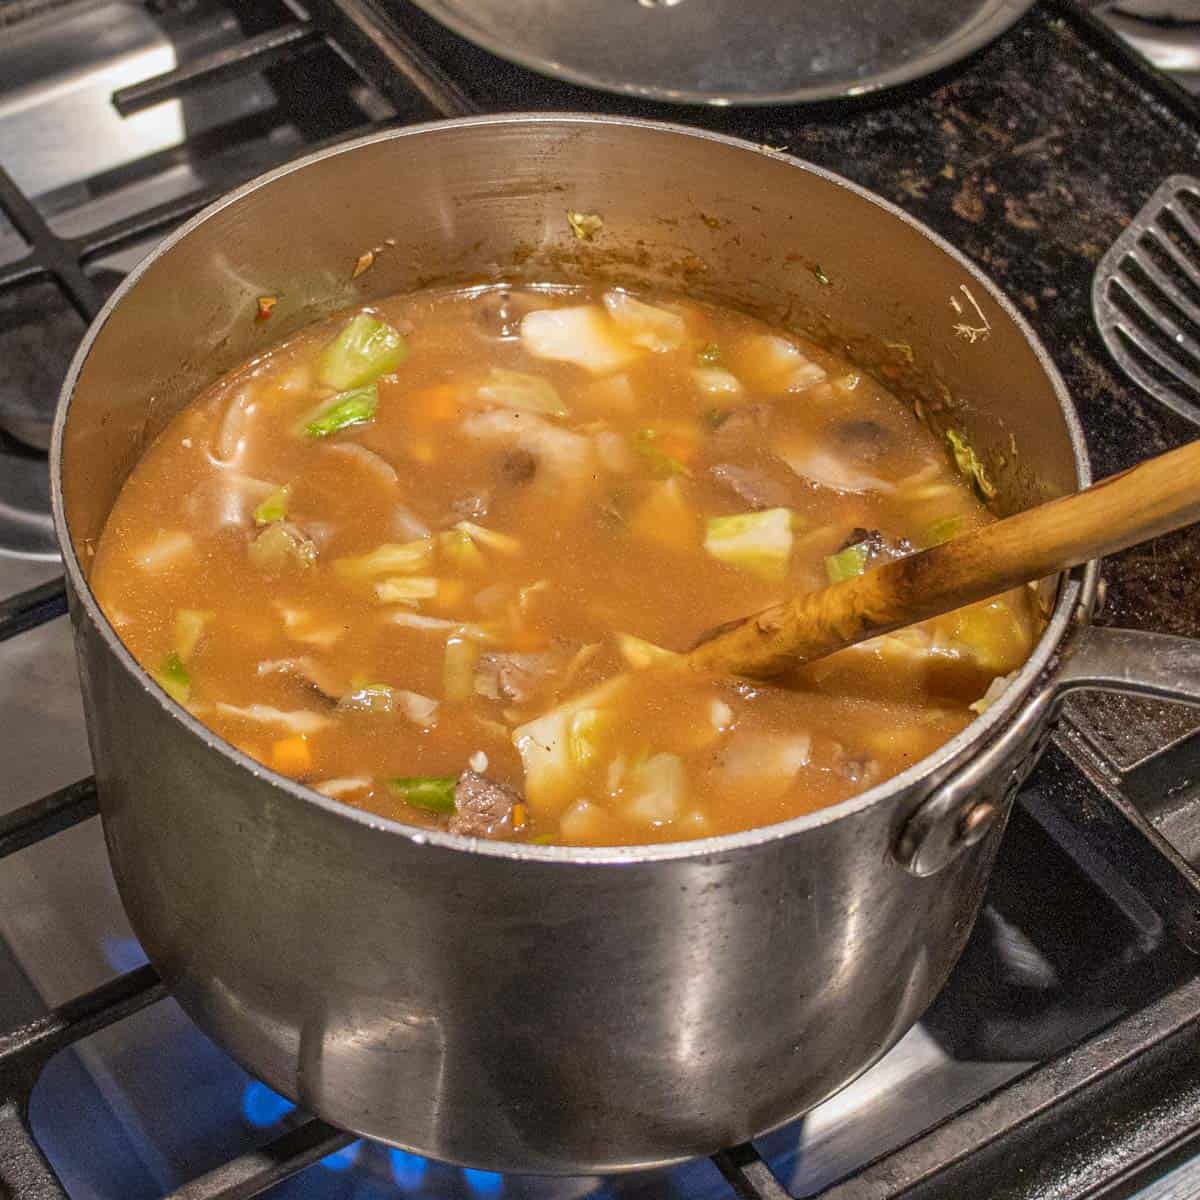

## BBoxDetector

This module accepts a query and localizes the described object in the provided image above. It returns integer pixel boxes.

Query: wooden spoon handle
[685,439,1200,679]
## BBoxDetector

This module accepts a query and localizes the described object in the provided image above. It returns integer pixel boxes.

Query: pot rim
[50,111,1092,866]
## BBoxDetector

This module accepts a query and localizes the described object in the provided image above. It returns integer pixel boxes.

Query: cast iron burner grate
[4,2,1200,1197]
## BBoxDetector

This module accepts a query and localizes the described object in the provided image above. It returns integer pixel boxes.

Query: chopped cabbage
[734,334,827,392]
[454,521,522,557]
[825,542,870,584]
[214,703,331,734]
[602,291,686,352]
[174,609,213,661]
[622,753,686,826]
[946,430,998,501]
[334,538,433,579]
[302,385,378,439]
[704,507,795,581]
[512,679,625,811]
[253,485,290,526]
[374,576,439,607]
[477,368,567,417]
[154,652,191,705]
[614,632,681,670]
[318,312,407,390]
[690,367,744,398]
[520,306,634,374]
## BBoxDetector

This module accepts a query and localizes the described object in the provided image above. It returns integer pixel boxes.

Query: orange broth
[90,284,1035,845]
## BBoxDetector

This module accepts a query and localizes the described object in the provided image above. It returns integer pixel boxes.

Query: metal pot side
[52,116,1087,1172]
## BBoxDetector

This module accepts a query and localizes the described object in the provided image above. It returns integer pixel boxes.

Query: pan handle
[1053,625,1200,704]
[894,625,1200,878]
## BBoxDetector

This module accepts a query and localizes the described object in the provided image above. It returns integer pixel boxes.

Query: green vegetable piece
[946,430,998,501]
[304,385,378,439]
[704,508,795,581]
[697,342,721,365]
[254,485,290,526]
[633,429,692,480]
[174,609,213,661]
[812,263,832,287]
[702,407,728,430]
[318,313,407,390]
[387,776,457,814]
[825,542,870,584]
[926,514,964,546]
[154,651,191,705]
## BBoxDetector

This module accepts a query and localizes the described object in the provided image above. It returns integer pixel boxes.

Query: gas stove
[4,2,1200,1198]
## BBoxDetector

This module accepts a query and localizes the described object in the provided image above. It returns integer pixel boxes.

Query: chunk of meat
[709,463,793,510]
[256,657,342,703]
[474,650,567,705]
[832,419,893,464]
[448,770,520,838]
[500,448,537,485]
[707,403,771,456]
[839,527,913,563]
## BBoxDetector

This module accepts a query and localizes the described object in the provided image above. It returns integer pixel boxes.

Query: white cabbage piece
[520,306,635,374]
[512,679,625,812]
[214,703,331,735]
[710,733,812,802]
[690,367,744,399]
[737,334,828,393]
[476,368,567,417]
[133,531,194,572]
[621,753,687,826]
[602,291,686,352]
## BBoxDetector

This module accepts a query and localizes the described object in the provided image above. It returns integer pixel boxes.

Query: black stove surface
[2,3,1200,1199]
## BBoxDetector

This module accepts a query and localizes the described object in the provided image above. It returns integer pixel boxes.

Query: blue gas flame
[240,1081,295,1128]
[462,1168,504,1196]
[388,1148,428,1189]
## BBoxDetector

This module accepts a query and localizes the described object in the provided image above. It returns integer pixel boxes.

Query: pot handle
[894,625,1200,878]
[1052,625,1200,704]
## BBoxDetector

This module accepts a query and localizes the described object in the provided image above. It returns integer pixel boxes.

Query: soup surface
[91,283,1035,846]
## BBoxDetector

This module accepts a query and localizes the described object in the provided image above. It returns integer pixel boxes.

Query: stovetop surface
[2,3,1200,1199]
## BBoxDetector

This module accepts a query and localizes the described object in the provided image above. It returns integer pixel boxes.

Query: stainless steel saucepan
[50,115,1200,1173]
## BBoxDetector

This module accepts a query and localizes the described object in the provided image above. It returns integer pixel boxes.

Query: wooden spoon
[685,439,1200,679]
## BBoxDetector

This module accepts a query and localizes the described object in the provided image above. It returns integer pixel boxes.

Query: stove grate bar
[164,1118,355,1200]
[0,167,102,322]
[712,1143,792,1200]
[0,965,165,1078]
[0,580,67,643]
[113,21,326,117]
[295,0,476,116]
[0,779,98,861]
[0,966,165,1200]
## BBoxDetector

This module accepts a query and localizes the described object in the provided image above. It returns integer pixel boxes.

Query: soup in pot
[90,283,1036,846]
